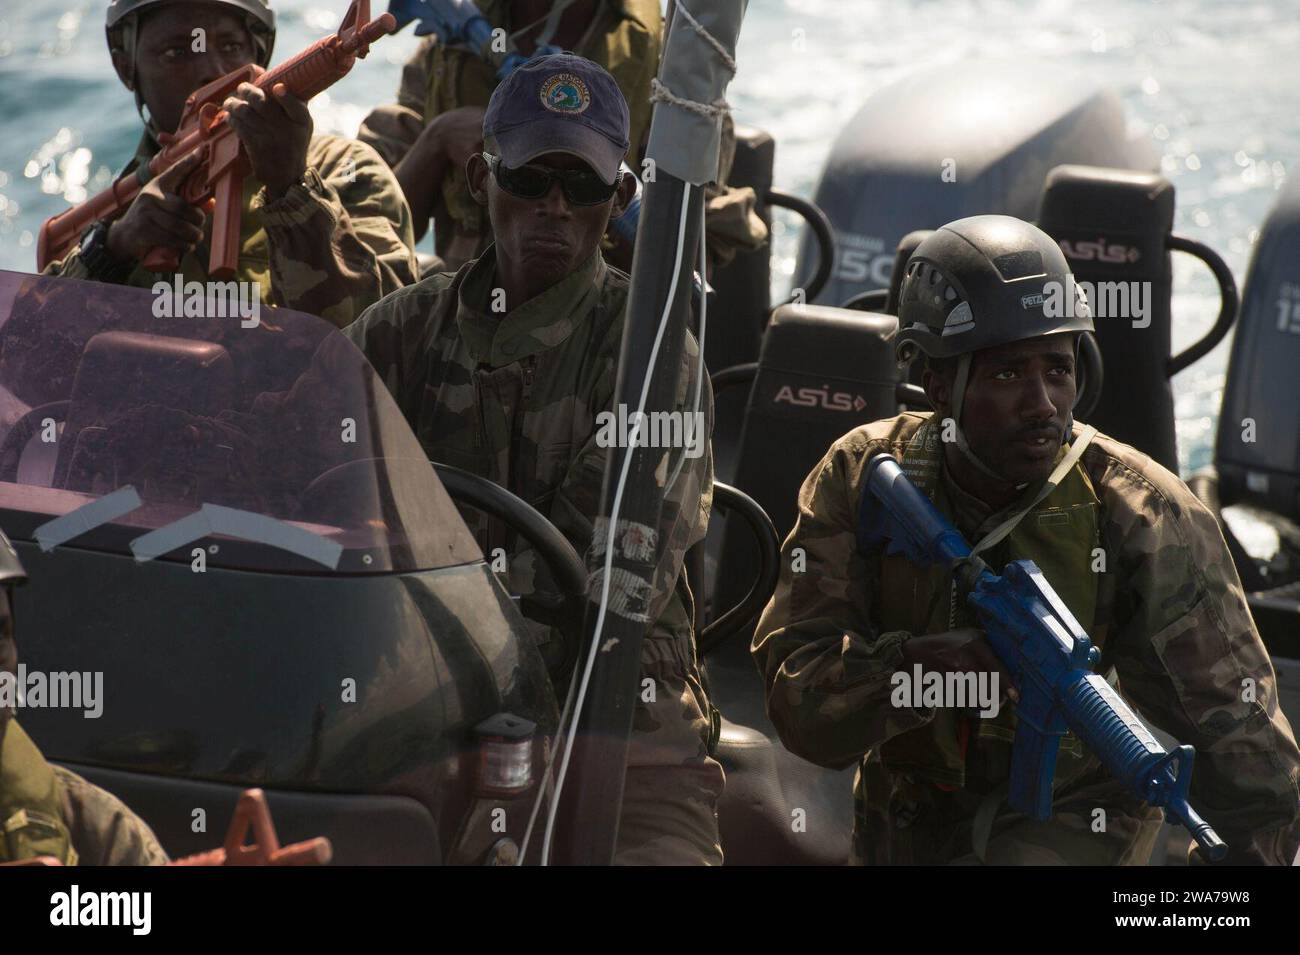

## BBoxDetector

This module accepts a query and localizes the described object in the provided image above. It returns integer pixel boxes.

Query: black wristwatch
[77,220,134,281]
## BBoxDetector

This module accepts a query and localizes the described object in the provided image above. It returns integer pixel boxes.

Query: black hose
[1167,235,1239,376]
[841,289,889,312]
[766,189,835,305]
[710,362,759,398]
[699,482,780,655]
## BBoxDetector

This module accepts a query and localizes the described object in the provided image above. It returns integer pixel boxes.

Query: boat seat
[713,304,899,619]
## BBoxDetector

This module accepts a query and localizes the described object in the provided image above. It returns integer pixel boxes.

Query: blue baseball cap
[483,53,631,186]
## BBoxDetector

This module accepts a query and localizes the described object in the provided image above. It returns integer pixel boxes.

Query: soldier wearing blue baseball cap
[483,52,632,187]
[348,54,725,865]
[358,2,767,277]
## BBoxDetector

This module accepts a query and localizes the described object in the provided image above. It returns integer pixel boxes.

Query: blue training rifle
[858,453,1228,861]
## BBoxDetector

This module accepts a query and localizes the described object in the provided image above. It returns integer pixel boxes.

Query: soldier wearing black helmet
[0,530,167,866]
[753,215,1300,865]
[41,0,417,329]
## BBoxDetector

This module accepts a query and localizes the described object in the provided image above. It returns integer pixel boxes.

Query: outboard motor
[1216,176,1300,523]
[798,61,1158,307]
[1209,176,1300,728]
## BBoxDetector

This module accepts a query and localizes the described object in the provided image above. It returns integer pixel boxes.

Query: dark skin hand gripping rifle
[859,453,1228,861]
[37,0,396,280]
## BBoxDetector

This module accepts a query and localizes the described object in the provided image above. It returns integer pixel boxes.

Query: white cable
[516,656,580,864]
[540,183,695,864]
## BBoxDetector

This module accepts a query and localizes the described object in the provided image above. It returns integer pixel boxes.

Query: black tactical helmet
[106,0,276,76]
[895,215,1094,363]
[0,527,26,590]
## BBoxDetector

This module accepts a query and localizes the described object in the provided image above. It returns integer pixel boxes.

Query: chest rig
[872,414,1104,791]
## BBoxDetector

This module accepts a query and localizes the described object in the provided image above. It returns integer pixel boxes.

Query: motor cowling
[1216,177,1300,520]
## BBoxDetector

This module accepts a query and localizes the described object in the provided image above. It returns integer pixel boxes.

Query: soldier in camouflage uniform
[346,54,722,864]
[0,529,167,866]
[42,0,416,329]
[357,0,766,274]
[753,216,1300,865]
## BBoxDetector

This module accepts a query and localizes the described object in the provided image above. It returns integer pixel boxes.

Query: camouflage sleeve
[357,35,439,169]
[343,275,453,400]
[703,184,768,270]
[751,431,931,769]
[41,248,94,281]
[254,136,417,329]
[544,327,712,631]
[54,767,169,866]
[1096,455,1300,864]
[623,15,660,163]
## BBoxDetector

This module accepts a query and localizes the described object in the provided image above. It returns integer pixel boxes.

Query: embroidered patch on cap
[539,73,591,114]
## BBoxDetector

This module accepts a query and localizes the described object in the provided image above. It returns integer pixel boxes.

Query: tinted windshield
[0,270,480,574]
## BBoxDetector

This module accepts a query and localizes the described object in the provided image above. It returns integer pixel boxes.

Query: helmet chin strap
[948,352,1027,490]
[945,350,1079,494]
[117,17,164,142]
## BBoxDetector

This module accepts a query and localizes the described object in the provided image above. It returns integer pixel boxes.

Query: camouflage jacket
[753,412,1300,865]
[345,244,712,674]
[55,766,169,866]
[357,1,767,269]
[43,133,417,329]
[0,722,166,866]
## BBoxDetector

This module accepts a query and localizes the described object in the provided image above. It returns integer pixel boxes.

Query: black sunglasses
[482,152,619,206]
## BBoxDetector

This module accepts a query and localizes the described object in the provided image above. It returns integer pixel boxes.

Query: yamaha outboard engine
[798,61,1159,307]
[1210,176,1300,727]
[1217,176,1300,523]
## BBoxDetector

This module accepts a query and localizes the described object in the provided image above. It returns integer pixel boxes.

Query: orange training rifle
[0,788,331,866]
[169,788,332,866]
[36,0,395,280]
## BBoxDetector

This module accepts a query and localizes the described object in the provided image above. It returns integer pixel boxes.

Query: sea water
[1,0,1298,476]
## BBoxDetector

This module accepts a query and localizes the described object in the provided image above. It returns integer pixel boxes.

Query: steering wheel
[428,469,783,656]
[0,401,70,483]
[303,460,780,663]
[429,462,588,601]
[299,456,589,592]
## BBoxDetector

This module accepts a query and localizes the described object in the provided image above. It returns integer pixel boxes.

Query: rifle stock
[859,452,1228,861]
[37,0,395,279]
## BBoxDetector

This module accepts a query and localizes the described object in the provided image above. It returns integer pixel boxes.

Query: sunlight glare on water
[1,0,1296,476]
